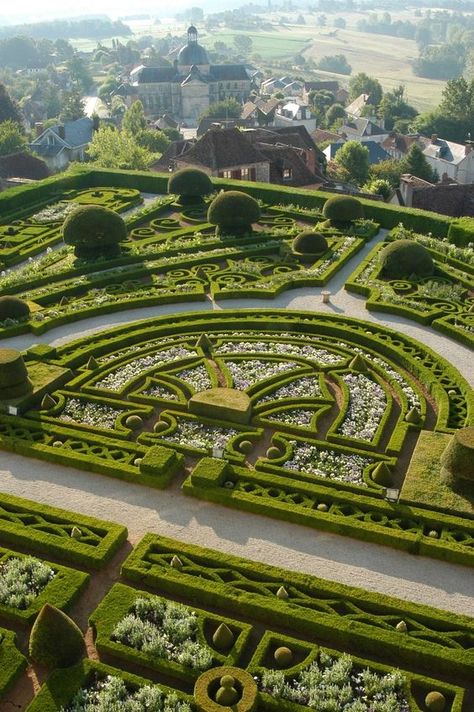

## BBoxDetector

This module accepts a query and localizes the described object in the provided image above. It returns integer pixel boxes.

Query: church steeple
[187,26,198,43]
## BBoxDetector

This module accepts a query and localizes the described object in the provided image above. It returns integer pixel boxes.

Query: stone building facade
[126,26,252,124]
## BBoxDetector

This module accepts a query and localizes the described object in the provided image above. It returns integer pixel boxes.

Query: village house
[29,117,94,172]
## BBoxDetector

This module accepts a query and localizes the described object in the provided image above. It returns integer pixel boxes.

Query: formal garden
[0,167,472,710]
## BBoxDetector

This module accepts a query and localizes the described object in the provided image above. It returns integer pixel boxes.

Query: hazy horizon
[0,0,243,25]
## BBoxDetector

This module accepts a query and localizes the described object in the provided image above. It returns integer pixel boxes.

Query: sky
[0,0,230,24]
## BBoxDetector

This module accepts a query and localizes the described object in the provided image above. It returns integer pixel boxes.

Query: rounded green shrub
[0,348,32,400]
[29,603,85,668]
[207,191,261,235]
[424,691,446,712]
[322,195,364,226]
[0,296,30,322]
[266,446,281,459]
[168,168,213,205]
[194,666,258,712]
[125,414,143,430]
[379,240,434,279]
[440,426,474,485]
[274,646,293,667]
[215,676,239,706]
[292,231,328,262]
[239,440,253,454]
[63,205,127,260]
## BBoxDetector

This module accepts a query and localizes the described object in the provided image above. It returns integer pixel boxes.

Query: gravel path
[2,231,473,617]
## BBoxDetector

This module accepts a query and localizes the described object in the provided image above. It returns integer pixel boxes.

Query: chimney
[58,125,66,140]
[465,142,473,155]
[34,122,44,137]
[431,133,438,144]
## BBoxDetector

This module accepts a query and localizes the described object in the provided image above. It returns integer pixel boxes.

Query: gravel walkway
[2,232,473,617]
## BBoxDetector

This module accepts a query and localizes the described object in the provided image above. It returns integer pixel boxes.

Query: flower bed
[0,555,55,610]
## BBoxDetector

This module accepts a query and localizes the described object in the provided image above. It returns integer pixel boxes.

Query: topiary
[168,168,213,205]
[322,195,364,227]
[215,675,239,706]
[440,426,474,486]
[29,603,85,668]
[274,646,293,667]
[0,296,30,322]
[292,231,328,263]
[266,446,281,459]
[212,623,234,650]
[63,205,127,260]
[379,240,434,279]
[239,440,253,454]
[207,191,261,235]
[125,414,143,430]
[424,691,446,712]
[0,348,32,400]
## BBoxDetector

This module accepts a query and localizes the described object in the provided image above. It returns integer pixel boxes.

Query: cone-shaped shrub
[196,333,213,353]
[63,205,127,260]
[379,240,434,279]
[276,586,289,599]
[349,354,368,372]
[440,426,474,485]
[0,296,30,321]
[372,462,392,486]
[0,348,32,400]
[170,554,183,569]
[322,195,364,227]
[168,168,213,205]
[40,394,56,410]
[212,623,234,650]
[207,191,260,235]
[29,603,85,668]
[405,407,421,424]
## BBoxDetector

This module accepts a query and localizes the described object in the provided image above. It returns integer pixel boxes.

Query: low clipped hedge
[122,534,474,680]
[0,627,27,699]
[0,492,127,569]
[448,216,474,247]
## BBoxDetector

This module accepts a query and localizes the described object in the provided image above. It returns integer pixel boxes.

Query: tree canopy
[0,120,26,156]
[348,73,383,106]
[334,141,370,186]
[0,83,21,124]
[87,125,154,170]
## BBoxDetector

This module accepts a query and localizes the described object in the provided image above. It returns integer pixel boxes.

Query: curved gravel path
[2,232,473,617]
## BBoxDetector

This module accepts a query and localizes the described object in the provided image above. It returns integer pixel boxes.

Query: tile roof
[177,127,266,171]
[345,93,371,117]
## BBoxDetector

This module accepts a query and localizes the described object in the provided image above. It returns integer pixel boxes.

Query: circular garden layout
[0,174,472,712]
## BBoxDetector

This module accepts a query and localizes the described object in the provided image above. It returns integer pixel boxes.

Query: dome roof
[177,42,209,67]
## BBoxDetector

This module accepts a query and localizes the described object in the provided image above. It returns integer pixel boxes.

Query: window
[222,170,232,178]
[241,167,250,179]
[283,168,293,180]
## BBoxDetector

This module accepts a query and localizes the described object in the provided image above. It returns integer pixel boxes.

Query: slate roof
[130,63,249,85]
[30,118,94,157]
[311,128,342,145]
[419,136,468,165]
[340,118,386,139]
[304,80,340,93]
[197,118,251,137]
[382,132,419,156]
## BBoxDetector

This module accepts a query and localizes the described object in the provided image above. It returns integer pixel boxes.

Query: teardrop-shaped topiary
[276,586,289,599]
[349,354,368,372]
[86,356,99,370]
[372,462,392,487]
[274,646,293,667]
[440,426,474,485]
[212,623,234,650]
[425,691,446,712]
[29,603,85,668]
[70,526,82,539]
[395,620,408,632]
[40,394,56,410]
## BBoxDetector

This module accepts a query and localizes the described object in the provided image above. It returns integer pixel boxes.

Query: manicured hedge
[0,627,26,700]
[121,534,474,680]
[0,492,127,569]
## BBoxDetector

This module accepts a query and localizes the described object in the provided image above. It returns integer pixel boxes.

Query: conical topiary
[170,555,183,569]
[70,526,82,539]
[349,354,368,372]
[40,394,56,410]
[276,586,289,599]
[395,620,407,632]
[196,333,213,353]
[29,603,85,668]
[212,623,234,650]
[86,356,99,370]
[405,407,421,424]
[372,462,392,487]
[440,426,474,485]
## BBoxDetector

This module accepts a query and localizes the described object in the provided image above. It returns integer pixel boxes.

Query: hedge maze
[0,170,473,709]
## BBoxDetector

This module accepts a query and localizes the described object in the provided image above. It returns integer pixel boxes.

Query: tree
[59,92,85,122]
[233,35,253,55]
[378,85,417,131]
[0,83,21,124]
[401,144,438,183]
[0,120,26,156]
[136,128,170,153]
[122,100,147,135]
[348,73,383,106]
[413,77,474,143]
[368,158,403,187]
[334,17,346,29]
[87,125,154,170]
[413,44,465,80]
[66,55,93,92]
[325,103,346,126]
[200,98,241,120]
[363,178,392,200]
[318,54,351,75]
[334,141,370,186]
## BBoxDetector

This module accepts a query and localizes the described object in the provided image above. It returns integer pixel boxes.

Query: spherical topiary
[274,646,293,667]
[125,414,143,430]
[266,446,281,459]
[379,240,434,279]
[292,231,328,262]
[0,296,30,322]
[424,691,446,712]
[0,348,32,400]
[207,191,261,235]
[239,440,253,454]
[29,603,85,668]
[168,168,213,205]
[63,205,127,260]
[322,195,364,226]
[440,426,474,485]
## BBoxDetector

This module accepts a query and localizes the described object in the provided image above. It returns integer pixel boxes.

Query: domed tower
[177,25,210,72]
